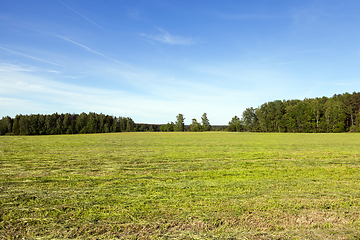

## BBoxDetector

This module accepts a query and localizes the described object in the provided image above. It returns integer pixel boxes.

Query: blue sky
[1,0,360,124]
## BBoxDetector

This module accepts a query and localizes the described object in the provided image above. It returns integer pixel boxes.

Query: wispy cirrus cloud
[56,35,134,68]
[0,63,35,72]
[139,28,196,45]
[46,70,61,74]
[57,0,107,32]
[0,47,66,68]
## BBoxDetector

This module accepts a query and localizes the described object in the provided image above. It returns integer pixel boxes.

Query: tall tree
[308,98,322,132]
[175,114,185,132]
[63,113,71,134]
[325,98,346,132]
[228,116,242,132]
[201,113,211,131]
[273,100,286,132]
[242,107,258,132]
[126,117,135,132]
[76,112,88,133]
[19,115,28,135]
[256,104,268,132]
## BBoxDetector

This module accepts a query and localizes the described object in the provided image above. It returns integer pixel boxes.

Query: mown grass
[1,132,360,239]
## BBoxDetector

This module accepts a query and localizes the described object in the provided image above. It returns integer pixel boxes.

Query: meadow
[0,132,360,239]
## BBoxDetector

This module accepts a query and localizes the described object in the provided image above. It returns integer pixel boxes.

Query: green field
[1,132,360,239]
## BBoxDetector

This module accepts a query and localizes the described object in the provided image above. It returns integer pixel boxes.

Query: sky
[1,0,360,124]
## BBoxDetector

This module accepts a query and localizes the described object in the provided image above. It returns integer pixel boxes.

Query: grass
[1,132,360,239]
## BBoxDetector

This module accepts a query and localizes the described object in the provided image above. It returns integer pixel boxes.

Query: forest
[0,112,137,135]
[1,91,360,135]
[231,91,360,133]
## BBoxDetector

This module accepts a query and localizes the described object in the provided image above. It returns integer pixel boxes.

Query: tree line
[229,91,360,133]
[0,112,212,135]
[159,113,211,132]
[1,92,360,135]
[0,112,136,135]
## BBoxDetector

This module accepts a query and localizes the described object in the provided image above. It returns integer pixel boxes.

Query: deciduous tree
[175,114,185,132]
[201,113,211,131]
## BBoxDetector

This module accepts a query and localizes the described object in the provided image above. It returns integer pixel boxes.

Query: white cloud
[1,55,329,125]
[0,63,249,124]
[0,63,35,72]
[139,28,196,45]
[0,97,44,112]
[46,70,61,74]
